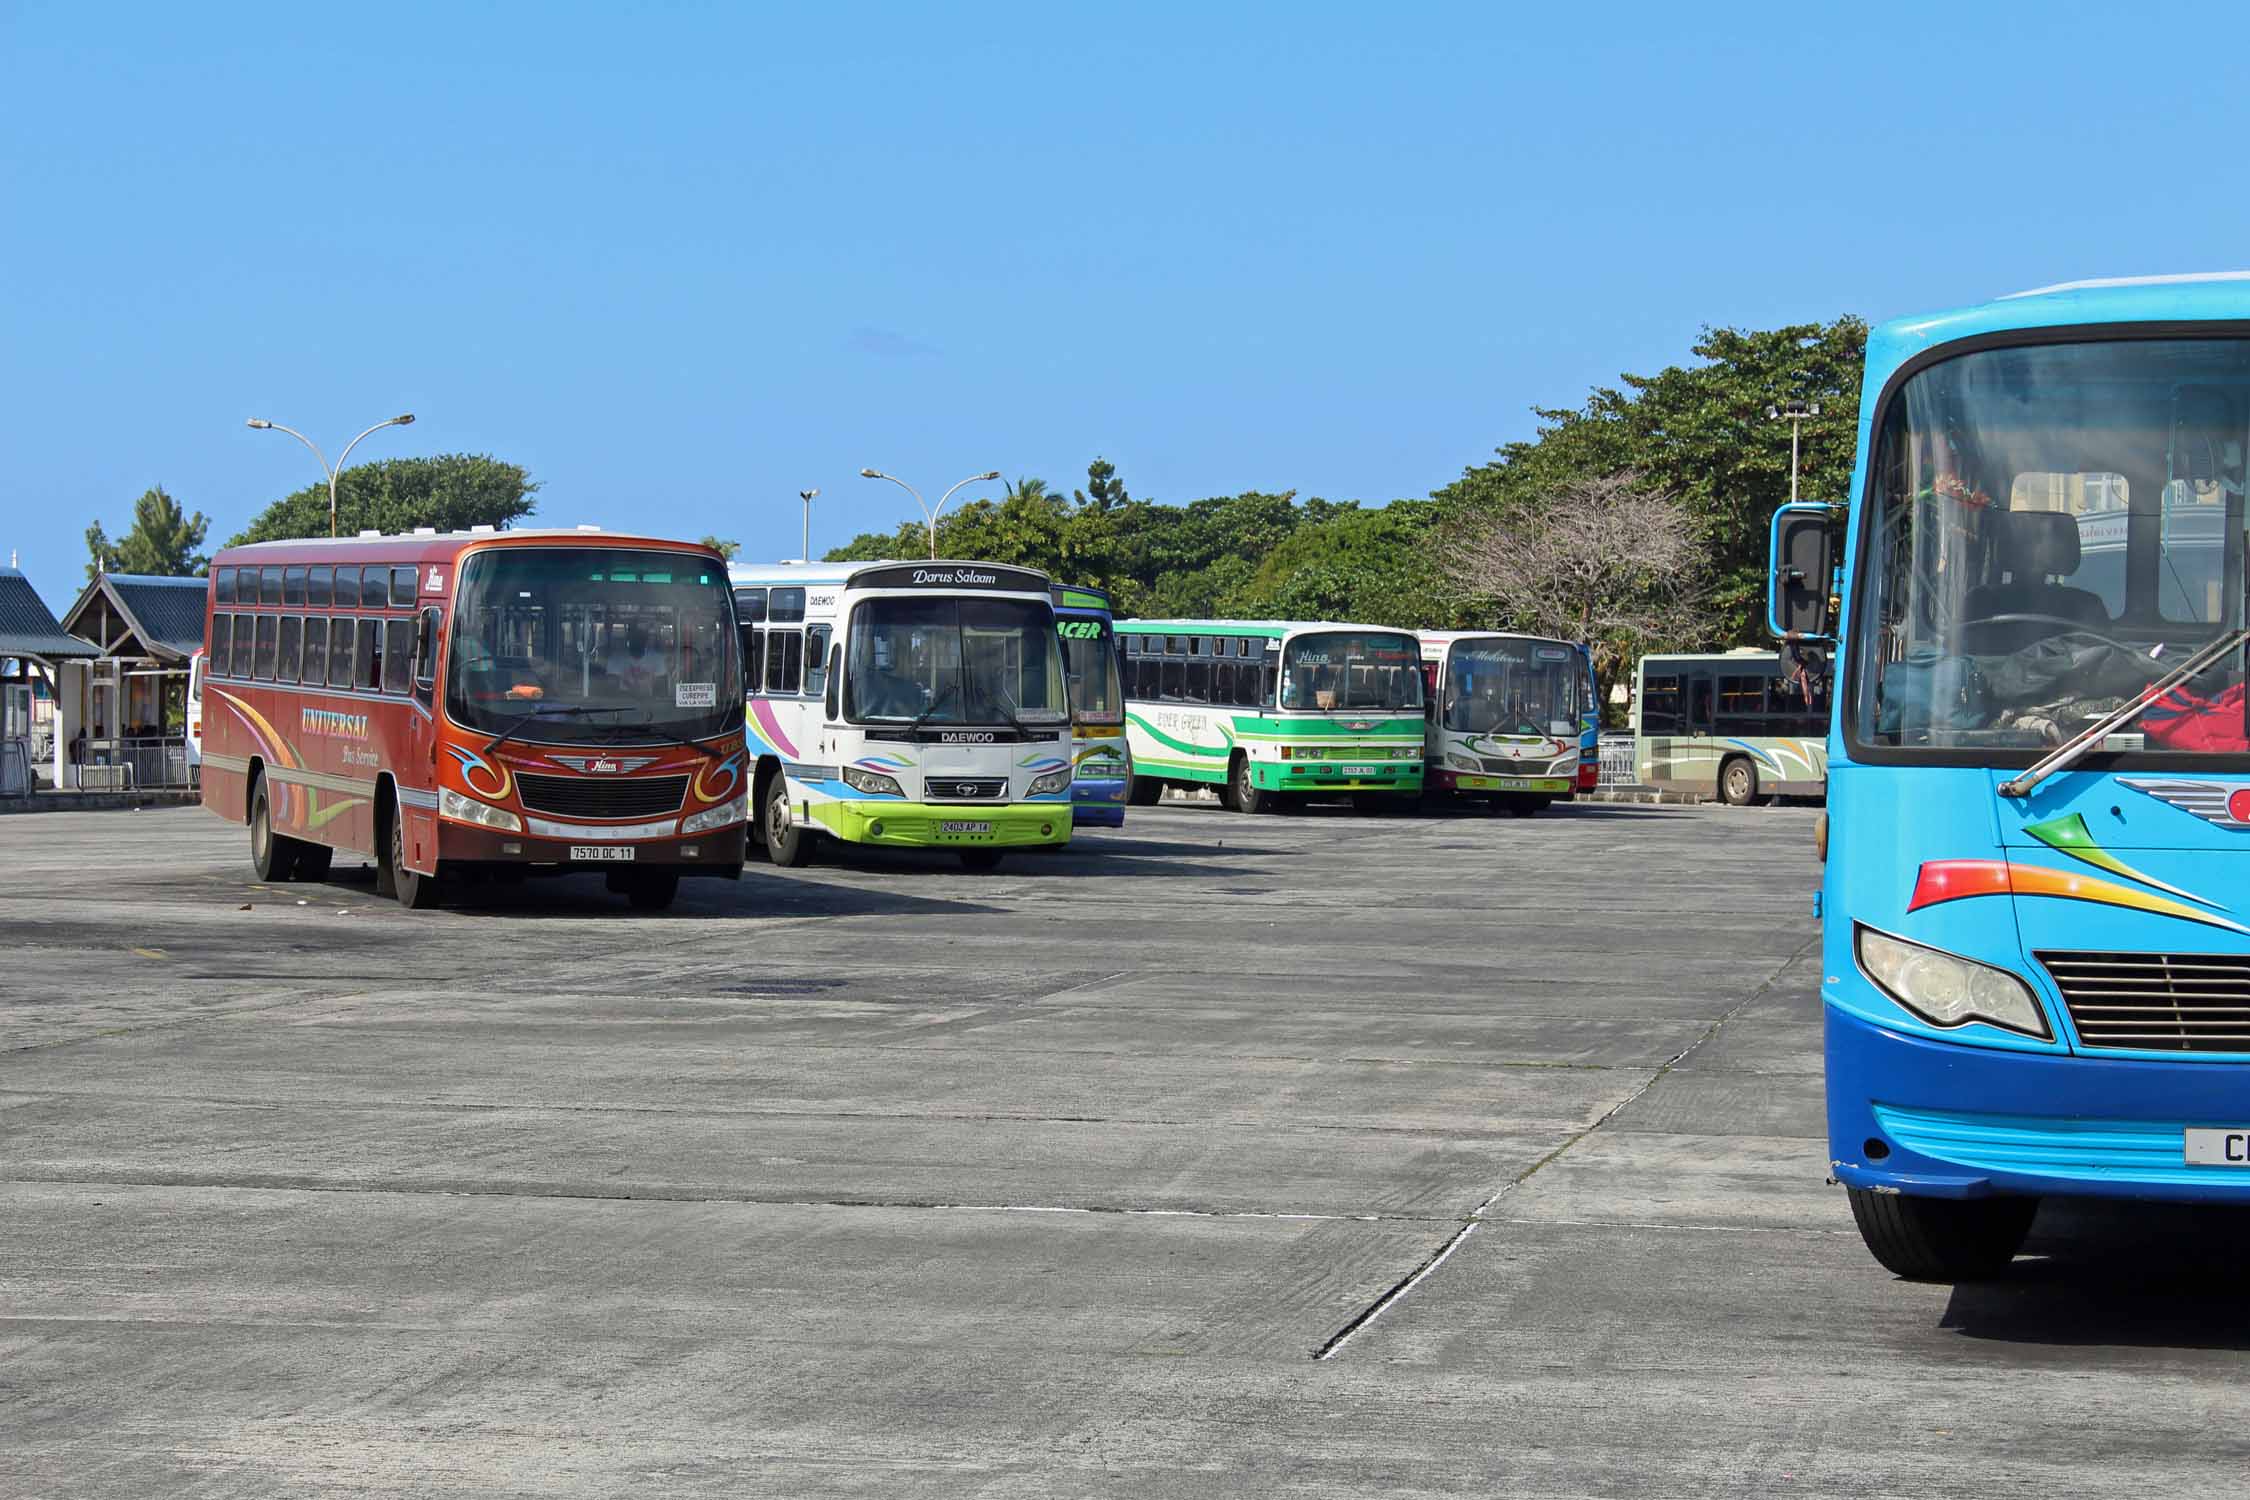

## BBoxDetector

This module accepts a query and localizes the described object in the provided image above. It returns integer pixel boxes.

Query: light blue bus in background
[1051,583,1128,827]
[1778,272,2250,1281]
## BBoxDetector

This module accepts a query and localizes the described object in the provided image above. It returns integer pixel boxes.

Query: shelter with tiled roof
[0,567,97,793]
[53,571,208,790]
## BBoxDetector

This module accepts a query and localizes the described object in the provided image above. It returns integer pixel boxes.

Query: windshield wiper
[903,681,960,733]
[483,704,642,757]
[1998,627,2250,799]
[607,721,726,762]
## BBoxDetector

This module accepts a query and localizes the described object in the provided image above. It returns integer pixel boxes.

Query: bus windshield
[1444,639,1583,736]
[1280,631,1424,712]
[446,547,741,743]
[1855,338,2250,757]
[845,595,1069,725]
[1060,622,1121,724]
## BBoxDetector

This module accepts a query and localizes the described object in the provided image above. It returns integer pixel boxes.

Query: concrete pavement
[2,800,2245,1497]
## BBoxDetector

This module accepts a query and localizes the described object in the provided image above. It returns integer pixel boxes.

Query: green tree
[228,454,539,546]
[699,536,742,560]
[85,485,211,580]
[1074,457,1131,512]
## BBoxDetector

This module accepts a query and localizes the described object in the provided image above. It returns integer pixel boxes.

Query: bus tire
[763,774,814,867]
[294,842,334,882]
[1846,1187,2036,1282]
[626,870,681,911]
[1719,756,1765,807]
[1129,775,1164,807]
[1230,753,1270,815]
[958,848,1004,872]
[249,778,301,882]
[385,797,444,910]
[1493,794,1549,818]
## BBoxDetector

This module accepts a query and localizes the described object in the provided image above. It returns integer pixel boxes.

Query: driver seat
[1963,509,2109,652]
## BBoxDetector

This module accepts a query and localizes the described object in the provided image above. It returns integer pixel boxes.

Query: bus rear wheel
[250,779,309,882]
[1719,756,1765,807]
[1230,754,1271,815]
[1846,1187,2036,1282]
[763,775,814,867]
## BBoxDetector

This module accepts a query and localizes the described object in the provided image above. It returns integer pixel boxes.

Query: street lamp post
[245,413,417,537]
[1766,400,1821,505]
[799,489,819,562]
[859,467,1001,559]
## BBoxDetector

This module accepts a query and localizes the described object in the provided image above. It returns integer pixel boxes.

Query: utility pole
[798,489,818,562]
[1766,400,1821,504]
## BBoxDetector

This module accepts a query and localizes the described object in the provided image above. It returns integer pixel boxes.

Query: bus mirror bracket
[1768,502,1836,640]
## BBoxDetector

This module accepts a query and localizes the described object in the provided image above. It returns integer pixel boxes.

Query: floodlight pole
[1766,401,1821,505]
[245,413,417,536]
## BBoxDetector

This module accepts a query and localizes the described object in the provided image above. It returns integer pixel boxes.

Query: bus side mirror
[1768,503,1835,639]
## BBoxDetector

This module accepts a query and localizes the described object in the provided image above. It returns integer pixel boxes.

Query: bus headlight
[842,766,904,797]
[1447,753,1478,771]
[1027,770,1072,797]
[1855,926,2050,1039]
[681,793,748,834]
[440,786,522,833]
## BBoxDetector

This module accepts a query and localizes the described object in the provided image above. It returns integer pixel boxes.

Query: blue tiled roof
[105,574,207,659]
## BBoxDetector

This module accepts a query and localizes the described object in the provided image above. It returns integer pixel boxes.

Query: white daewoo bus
[729,560,1076,870]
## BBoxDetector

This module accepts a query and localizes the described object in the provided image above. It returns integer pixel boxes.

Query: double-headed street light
[859,467,1001,559]
[245,413,417,537]
[1766,400,1821,505]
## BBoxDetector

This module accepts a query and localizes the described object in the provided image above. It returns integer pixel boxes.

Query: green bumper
[1253,760,1424,793]
[807,799,1074,849]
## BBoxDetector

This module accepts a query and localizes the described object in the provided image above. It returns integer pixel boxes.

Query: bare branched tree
[1439,470,1715,688]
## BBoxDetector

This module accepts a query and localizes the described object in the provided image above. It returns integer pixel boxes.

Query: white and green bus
[1417,630,1598,816]
[1632,648,1827,805]
[731,560,1076,870]
[1117,619,1425,813]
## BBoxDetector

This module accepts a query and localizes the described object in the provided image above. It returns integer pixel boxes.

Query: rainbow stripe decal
[2021,813,2218,906]
[1908,858,2250,935]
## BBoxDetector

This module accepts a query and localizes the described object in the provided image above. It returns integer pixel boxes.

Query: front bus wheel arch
[378,780,444,910]
[1230,751,1271,815]
[1847,1187,2036,1282]
[248,772,299,882]
[763,769,814,867]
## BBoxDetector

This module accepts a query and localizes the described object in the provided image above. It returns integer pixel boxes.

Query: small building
[55,572,208,790]
[0,566,101,793]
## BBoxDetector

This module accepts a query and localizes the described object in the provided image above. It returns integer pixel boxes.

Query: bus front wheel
[1719,756,1765,807]
[249,779,301,882]
[1846,1187,2036,1282]
[763,775,814,867]
[1129,775,1164,807]
[386,805,444,910]
[1230,754,1271,815]
[958,848,1004,872]
[626,870,680,911]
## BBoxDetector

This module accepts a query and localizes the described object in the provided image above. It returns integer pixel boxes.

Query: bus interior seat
[1962,509,2110,652]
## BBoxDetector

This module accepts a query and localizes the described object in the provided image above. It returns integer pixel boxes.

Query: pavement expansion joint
[1308,932,1821,1363]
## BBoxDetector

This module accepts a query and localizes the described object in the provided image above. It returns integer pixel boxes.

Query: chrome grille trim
[2038,950,2250,1054]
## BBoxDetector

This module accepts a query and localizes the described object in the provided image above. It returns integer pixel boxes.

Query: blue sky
[7,1,2250,610]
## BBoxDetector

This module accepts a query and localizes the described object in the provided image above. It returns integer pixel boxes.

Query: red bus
[199,528,748,910]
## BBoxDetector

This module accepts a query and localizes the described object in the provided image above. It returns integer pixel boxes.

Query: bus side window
[1184,656,1209,703]
[303,616,329,687]
[1686,673,1714,734]
[414,607,442,691]
[823,643,842,719]
[253,615,279,680]
[1161,653,1185,702]
[211,616,233,676]
[360,616,383,692]
[1640,673,1681,734]
[278,616,303,683]
[804,626,831,697]
[330,619,358,689]
[383,618,415,695]
[767,629,802,694]
[1421,663,1439,721]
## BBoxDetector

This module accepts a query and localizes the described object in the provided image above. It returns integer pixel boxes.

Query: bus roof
[1116,618,1414,638]
[211,527,723,566]
[728,559,1054,594]
[1867,272,2250,397]
[1416,629,1581,649]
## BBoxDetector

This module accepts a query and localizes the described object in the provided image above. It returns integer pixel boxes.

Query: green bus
[1117,618,1426,813]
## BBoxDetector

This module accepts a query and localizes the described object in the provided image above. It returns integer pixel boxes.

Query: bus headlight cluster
[1391,746,1421,760]
[439,786,522,833]
[1447,753,1478,770]
[1027,769,1072,797]
[680,793,748,834]
[842,766,904,797]
[1855,926,2049,1039]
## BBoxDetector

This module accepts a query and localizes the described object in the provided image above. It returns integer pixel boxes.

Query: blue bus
[1051,584,1128,827]
[1779,272,2250,1280]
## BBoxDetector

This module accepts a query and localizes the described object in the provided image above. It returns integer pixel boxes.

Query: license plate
[2184,1128,2250,1166]
[1340,764,1380,777]
[939,821,992,834]
[569,845,636,861]
[1491,776,1564,792]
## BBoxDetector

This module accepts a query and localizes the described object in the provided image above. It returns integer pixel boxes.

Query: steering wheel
[1960,613,2142,655]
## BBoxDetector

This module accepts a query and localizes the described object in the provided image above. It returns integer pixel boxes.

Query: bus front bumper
[1253,761,1423,794]
[1071,778,1127,827]
[1827,1002,2250,1203]
[809,799,1073,849]
[1429,770,1571,796]
[439,820,747,875]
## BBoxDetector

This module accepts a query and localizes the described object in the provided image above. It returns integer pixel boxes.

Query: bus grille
[2038,950,2250,1053]
[516,772,688,821]
[926,777,1008,802]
